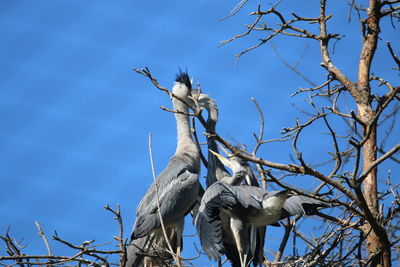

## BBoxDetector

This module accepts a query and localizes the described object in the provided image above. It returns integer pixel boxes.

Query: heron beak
[188,92,199,108]
[191,89,201,98]
[209,149,233,169]
[216,142,232,158]
[190,88,203,106]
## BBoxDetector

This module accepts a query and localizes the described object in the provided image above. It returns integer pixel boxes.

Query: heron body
[125,72,200,267]
[197,94,264,267]
[196,93,326,266]
[131,156,199,239]
[195,154,328,267]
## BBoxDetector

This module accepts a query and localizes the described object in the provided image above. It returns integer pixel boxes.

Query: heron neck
[173,98,196,154]
[207,119,216,133]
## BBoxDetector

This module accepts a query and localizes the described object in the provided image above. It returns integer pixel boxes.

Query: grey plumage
[126,233,174,267]
[197,94,231,187]
[197,94,264,267]
[196,181,327,261]
[131,158,199,239]
[125,72,200,267]
[195,155,328,266]
[280,195,326,219]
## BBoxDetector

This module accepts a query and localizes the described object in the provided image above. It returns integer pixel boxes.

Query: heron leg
[230,217,249,267]
[176,245,181,265]
[143,257,150,267]
[175,218,184,266]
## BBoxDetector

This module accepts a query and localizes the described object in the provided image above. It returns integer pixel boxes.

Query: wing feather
[132,156,199,239]
[195,182,262,261]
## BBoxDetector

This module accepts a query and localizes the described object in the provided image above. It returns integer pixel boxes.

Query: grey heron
[197,94,231,187]
[125,72,201,267]
[195,153,328,266]
[197,94,265,267]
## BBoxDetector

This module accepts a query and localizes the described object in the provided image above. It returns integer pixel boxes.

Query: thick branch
[357,0,381,106]
[319,0,357,95]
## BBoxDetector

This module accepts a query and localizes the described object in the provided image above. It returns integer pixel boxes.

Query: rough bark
[357,0,391,265]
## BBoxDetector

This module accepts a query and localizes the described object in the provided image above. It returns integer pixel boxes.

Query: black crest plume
[175,68,191,89]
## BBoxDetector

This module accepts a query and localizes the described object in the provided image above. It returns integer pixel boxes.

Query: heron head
[209,150,246,173]
[195,93,219,124]
[173,72,192,98]
[262,190,291,211]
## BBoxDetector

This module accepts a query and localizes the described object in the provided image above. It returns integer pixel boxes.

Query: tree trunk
[358,111,391,266]
[356,1,391,265]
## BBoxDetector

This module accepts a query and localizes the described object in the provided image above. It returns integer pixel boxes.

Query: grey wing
[194,182,261,261]
[125,234,156,267]
[243,182,266,267]
[135,157,187,217]
[235,185,266,266]
[205,140,242,265]
[132,157,199,239]
[233,185,266,208]
[190,183,205,221]
[281,195,329,219]
[194,182,233,261]
[125,232,176,267]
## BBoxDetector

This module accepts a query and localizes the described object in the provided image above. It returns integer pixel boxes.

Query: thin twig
[35,221,52,257]
[104,205,127,267]
[148,133,181,267]
[219,0,249,21]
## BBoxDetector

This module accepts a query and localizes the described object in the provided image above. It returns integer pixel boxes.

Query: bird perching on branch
[125,72,201,267]
[195,152,328,267]
[197,93,264,267]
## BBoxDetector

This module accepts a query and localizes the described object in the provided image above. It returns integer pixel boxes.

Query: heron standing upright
[195,152,328,267]
[197,94,265,267]
[125,72,201,267]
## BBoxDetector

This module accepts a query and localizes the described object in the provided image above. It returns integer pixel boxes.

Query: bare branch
[34,221,52,257]
[386,42,400,70]
[219,0,250,21]
[148,133,181,266]
[219,8,263,46]
[358,143,400,183]
[104,204,127,267]
[319,0,357,95]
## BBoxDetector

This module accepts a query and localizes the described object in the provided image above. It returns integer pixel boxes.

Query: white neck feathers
[171,82,197,156]
[174,98,195,153]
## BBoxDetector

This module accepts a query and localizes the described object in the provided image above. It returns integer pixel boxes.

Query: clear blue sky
[1,1,398,265]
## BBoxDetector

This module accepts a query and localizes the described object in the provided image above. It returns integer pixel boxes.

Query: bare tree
[2,1,399,266]
[212,0,400,266]
[135,0,400,265]
[132,3,400,262]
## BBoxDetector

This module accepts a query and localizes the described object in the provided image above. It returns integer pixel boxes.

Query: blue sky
[1,1,399,266]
